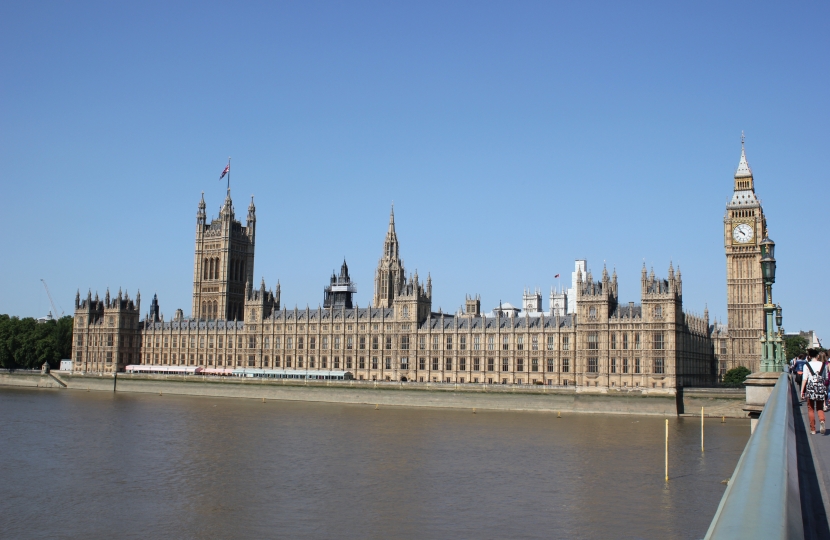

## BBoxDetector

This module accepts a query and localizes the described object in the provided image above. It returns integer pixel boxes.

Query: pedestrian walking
[801,349,827,435]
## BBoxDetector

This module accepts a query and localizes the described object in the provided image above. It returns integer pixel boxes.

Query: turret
[197,192,206,226]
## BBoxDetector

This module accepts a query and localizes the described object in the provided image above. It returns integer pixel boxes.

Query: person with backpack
[800,349,827,435]
[795,353,809,390]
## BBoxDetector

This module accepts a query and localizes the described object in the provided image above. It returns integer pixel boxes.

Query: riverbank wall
[0,371,747,417]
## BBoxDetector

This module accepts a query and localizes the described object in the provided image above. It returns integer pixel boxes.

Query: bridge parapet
[705,373,803,539]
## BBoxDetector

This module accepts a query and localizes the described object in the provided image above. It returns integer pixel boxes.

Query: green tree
[784,335,809,360]
[722,366,751,388]
[0,315,73,369]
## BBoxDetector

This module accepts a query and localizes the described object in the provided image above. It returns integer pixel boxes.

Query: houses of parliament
[70,141,771,388]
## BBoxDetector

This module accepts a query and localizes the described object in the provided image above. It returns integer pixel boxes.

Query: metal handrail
[704,373,802,539]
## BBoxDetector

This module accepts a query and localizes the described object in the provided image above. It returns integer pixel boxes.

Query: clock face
[732,223,754,244]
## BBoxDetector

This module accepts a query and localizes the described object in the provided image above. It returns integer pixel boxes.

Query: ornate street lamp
[759,236,784,372]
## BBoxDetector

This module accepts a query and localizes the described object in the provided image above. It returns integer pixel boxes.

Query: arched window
[203,259,208,279]
[241,260,246,282]
[208,259,214,281]
[202,301,206,318]
[213,300,218,319]
[231,259,237,281]
[214,258,220,280]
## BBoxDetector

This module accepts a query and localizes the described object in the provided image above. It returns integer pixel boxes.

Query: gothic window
[516,358,524,371]
[487,358,495,372]
[373,357,379,370]
[287,337,293,350]
[562,336,569,351]
[310,337,317,350]
[622,334,629,350]
[634,334,641,350]
[589,306,597,319]
[488,336,494,351]
[402,306,408,318]
[204,259,208,279]
[654,305,663,318]
[635,358,641,373]
[532,335,538,351]
[445,358,452,371]
[474,335,481,351]
[547,336,554,351]
[517,336,524,351]
[653,332,664,350]
[587,333,599,350]
[372,336,379,350]
[431,358,439,371]
[654,358,664,374]
[400,336,409,350]
[248,336,255,349]
[446,336,452,350]
[334,337,341,349]
[264,337,270,349]
[502,336,509,351]
[562,358,570,373]
[323,336,329,349]
[502,359,509,372]
[611,358,617,373]
[298,337,304,350]
[531,358,538,372]
[360,357,366,369]
[460,336,466,350]
[546,359,554,372]
[432,336,439,350]
[418,357,425,370]
[588,357,598,373]
[384,336,392,350]
[419,336,426,350]
[473,358,480,371]
[358,336,364,350]
[385,357,391,370]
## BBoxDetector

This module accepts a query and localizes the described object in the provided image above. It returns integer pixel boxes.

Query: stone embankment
[0,370,747,417]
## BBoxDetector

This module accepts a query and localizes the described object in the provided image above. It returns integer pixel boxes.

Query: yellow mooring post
[701,407,705,452]
[665,419,669,482]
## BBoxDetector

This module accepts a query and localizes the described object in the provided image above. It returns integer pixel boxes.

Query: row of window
[137,353,665,375]
[140,334,577,351]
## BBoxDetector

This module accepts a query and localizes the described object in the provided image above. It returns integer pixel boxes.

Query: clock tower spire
[723,134,768,374]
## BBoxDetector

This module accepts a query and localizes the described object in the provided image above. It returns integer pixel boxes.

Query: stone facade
[70,187,717,388]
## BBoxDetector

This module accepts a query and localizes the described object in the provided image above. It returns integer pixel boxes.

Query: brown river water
[0,387,748,539]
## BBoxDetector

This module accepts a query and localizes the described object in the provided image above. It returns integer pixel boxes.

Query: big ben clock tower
[724,135,767,373]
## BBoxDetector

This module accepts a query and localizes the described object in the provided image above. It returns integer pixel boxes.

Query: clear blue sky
[2,2,828,339]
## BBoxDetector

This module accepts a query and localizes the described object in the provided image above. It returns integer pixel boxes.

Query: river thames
[0,387,748,539]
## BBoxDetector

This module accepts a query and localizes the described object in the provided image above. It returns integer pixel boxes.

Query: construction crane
[40,279,64,318]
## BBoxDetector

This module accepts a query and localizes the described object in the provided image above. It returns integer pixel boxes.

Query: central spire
[388,203,395,233]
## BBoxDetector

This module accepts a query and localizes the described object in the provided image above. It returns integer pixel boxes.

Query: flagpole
[227,157,231,192]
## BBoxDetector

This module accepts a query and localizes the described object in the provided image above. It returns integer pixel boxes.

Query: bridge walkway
[796,387,830,539]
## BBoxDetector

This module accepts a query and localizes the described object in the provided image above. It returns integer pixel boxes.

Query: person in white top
[800,349,827,435]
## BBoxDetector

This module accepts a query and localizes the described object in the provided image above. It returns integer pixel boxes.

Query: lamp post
[759,236,785,372]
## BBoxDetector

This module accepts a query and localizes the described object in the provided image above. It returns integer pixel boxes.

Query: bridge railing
[705,373,802,539]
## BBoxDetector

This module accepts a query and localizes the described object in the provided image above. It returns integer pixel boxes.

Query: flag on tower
[554,274,560,278]
[220,163,230,180]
